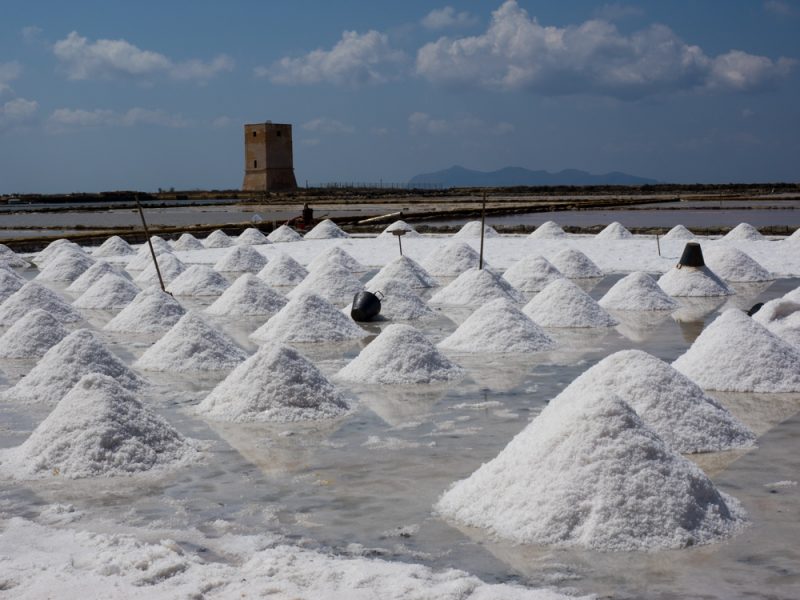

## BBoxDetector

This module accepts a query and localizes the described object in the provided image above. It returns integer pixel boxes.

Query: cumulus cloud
[421,7,479,30]
[302,117,354,134]
[0,61,22,95]
[416,0,795,98]
[47,107,190,131]
[0,97,38,131]
[408,112,514,136]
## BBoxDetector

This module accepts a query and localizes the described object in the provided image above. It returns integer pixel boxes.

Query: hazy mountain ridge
[408,165,658,187]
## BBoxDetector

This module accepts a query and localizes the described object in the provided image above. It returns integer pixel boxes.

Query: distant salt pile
[267,224,303,242]
[337,324,463,384]
[197,344,348,423]
[134,253,186,286]
[435,387,745,551]
[723,223,763,241]
[307,245,366,273]
[205,274,287,317]
[236,227,271,245]
[287,261,364,306]
[429,268,524,307]
[523,279,617,328]
[378,220,421,238]
[752,298,800,347]
[703,245,773,282]
[452,220,499,239]
[213,245,267,273]
[365,256,437,290]
[92,235,135,257]
[104,287,185,333]
[548,248,603,278]
[126,244,174,271]
[0,246,29,269]
[502,255,563,292]
[0,267,25,303]
[657,264,733,297]
[35,247,94,283]
[421,241,484,277]
[663,225,696,241]
[148,236,172,253]
[203,229,235,248]
[439,299,555,353]
[364,281,433,321]
[304,219,350,239]
[0,329,144,405]
[134,311,247,373]
[673,309,800,392]
[0,373,194,479]
[67,260,131,294]
[257,252,308,287]
[598,272,678,311]
[171,232,205,251]
[528,221,566,239]
[595,221,633,240]
[0,282,82,325]
[0,309,68,359]
[33,239,80,266]
[250,293,368,344]
[73,273,140,310]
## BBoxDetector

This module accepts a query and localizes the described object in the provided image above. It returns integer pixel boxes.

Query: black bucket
[351,291,383,322]
[678,242,705,268]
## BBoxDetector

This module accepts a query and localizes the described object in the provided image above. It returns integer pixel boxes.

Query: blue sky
[0,0,798,192]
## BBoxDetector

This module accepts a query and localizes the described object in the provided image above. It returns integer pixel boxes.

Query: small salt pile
[703,245,773,282]
[452,220,499,239]
[171,232,205,251]
[598,272,678,311]
[304,219,350,239]
[752,298,800,347]
[267,224,303,242]
[203,229,235,248]
[0,373,194,479]
[523,279,617,327]
[0,282,82,325]
[438,298,555,353]
[307,245,366,273]
[92,235,135,257]
[548,248,603,278]
[257,252,308,287]
[0,267,25,303]
[595,221,633,239]
[250,293,368,344]
[134,311,247,372]
[205,274,287,317]
[0,248,29,269]
[197,344,348,423]
[147,236,172,253]
[502,255,563,292]
[365,256,437,290]
[663,225,695,241]
[785,286,800,303]
[104,287,185,333]
[67,260,131,294]
[723,223,763,241]
[213,245,267,273]
[287,261,364,306]
[126,244,174,271]
[429,267,524,307]
[378,220,421,238]
[421,241,485,277]
[0,329,144,405]
[673,309,800,392]
[236,227,271,245]
[363,281,433,320]
[33,239,80,266]
[657,265,732,297]
[0,309,68,358]
[435,387,745,551]
[786,228,800,243]
[134,253,186,286]
[337,324,463,384]
[73,273,140,310]
[35,247,95,283]
[528,221,566,239]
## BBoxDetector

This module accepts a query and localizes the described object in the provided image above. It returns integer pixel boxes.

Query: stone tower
[242,122,298,191]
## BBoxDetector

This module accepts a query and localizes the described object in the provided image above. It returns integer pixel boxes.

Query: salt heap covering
[439,299,555,353]
[287,261,364,306]
[171,232,205,251]
[0,373,194,479]
[257,252,308,287]
[548,248,603,278]
[435,388,745,551]
[0,244,29,269]
[104,287,185,333]
[430,267,523,307]
[212,246,267,274]
[126,245,174,271]
[598,272,678,311]
[502,255,563,292]
[73,273,140,310]
[134,253,186,286]
[147,236,172,253]
[250,293,368,344]
[0,309,68,358]
[92,235,135,257]
[237,227,271,245]
[663,225,695,241]
[365,256,437,290]
[787,228,800,243]
[203,229,234,248]
[523,279,617,328]
[703,245,773,282]
[528,221,566,239]
[723,223,763,241]
[0,329,144,405]
[673,309,800,392]
[784,286,800,302]
[304,219,350,239]
[134,311,247,372]
[0,282,82,325]
[363,281,433,321]
[205,274,287,317]
[657,263,733,297]
[421,241,484,277]
[337,324,463,384]
[378,220,421,238]
[197,344,349,423]
[307,245,365,273]
[35,247,94,283]
[752,298,800,347]
[33,239,81,266]
[67,260,131,294]
[452,221,499,239]
[595,221,633,240]
[267,224,303,242]
[0,267,25,303]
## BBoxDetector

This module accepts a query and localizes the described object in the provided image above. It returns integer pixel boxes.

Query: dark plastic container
[678,242,705,268]
[351,291,383,322]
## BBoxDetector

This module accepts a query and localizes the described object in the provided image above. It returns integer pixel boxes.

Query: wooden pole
[479,192,486,270]
[656,234,661,257]
[135,196,166,292]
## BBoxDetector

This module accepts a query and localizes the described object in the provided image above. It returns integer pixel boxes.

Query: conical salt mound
[126,245,174,271]
[205,274,287,317]
[203,229,234,248]
[304,219,350,239]
[92,235,135,257]
[307,246,366,273]
[73,273,140,310]
[663,225,695,241]
[784,286,800,303]
[378,220,421,238]
[134,311,247,372]
[657,264,733,297]
[523,279,617,327]
[67,260,131,294]
[104,287,185,333]
[35,248,94,283]
[365,256,437,290]
[0,268,25,303]
[134,253,186,286]
[430,268,523,307]
[287,261,364,306]
[673,309,800,392]
[598,272,678,311]
[214,245,268,273]
[336,324,463,384]
[0,309,68,359]
[0,373,195,479]
[0,282,82,325]
[0,244,29,270]
[267,224,303,243]
[703,246,773,282]
[528,221,566,239]
[257,253,308,287]
[502,255,563,292]
[33,239,80,266]
[787,228,800,243]
[752,298,800,348]
[452,221,499,239]
[236,227,271,246]
[362,281,433,321]
[421,241,485,277]
[171,232,205,251]
[596,221,633,240]
[147,236,172,253]
[197,344,349,423]
[723,223,763,241]
[435,388,745,551]
[548,248,603,278]
[250,293,368,344]
[0,329,144,405]
[439,299,555,353]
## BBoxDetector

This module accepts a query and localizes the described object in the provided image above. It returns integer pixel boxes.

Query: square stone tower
[242,122,298,191]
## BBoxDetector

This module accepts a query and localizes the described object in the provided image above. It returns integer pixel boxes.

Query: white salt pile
[595,221,633,239]
[528,221,566,239]
[723,222,764,241]
[205,274,287,317]
[0,282,82,325]
[378,220,421,238]
[787,228,800,243]
[363,281,434,320]
[304,219,350,239]
[0,267,25,303]
[598,272,679,311]
[171,232,205,251]
[134,253,186,286]
[523,279,618,327]
[250,293,368,344]
[203,229,235,248]
[337,324,463,384]
[0,248,29,269]
[213,245,268,273]
[257,252,308,287]
[703,245,773,282]
[421,241,485,277]
[0,373,195,479]
[67,260,131,294]
[435,387,745,551]
[33,239,80,266]
[92,235,135,257]
[452,220,499,239]
[35,247,95,283]
[657,263,733,297]
[438,299,555,353]
[134,311,247,372]
[785,286,800,302]
[0,329,144,405]
[0,309,68,359]
[502,255,563,292]
[236,227,271,245]
[673,309,800,392]
[147,236,172,253]
[267,224,303,242]
[752,298,800,347]
[197,344,349,423]
[287,261,364,306]
[126,244,173,271]
[73,273,140,310]
[306,245,366,273]
[104,287,186,334]
[548,247,603,278]
[663,225,696,240]
[430,267,523,307]
[365,256,437,290]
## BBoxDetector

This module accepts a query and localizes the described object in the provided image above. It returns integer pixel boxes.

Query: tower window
[276,130,282,137]
[253,160,257,168]
[252,131,257,137]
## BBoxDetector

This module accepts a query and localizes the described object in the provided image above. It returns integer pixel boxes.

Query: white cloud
[21,25,44,44]
[302,117,354,134]
[408,112,514,136]
[0,61,22,95]
[0,97,38,131]
[47,107,189,131]
[421,7,479,30]
[708,50,795,91]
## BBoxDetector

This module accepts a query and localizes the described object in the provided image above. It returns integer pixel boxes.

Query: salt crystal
[257,252,308,287]
[703,245,773,282]
[528,221,566,239]
[365,256,437,289]
[236,227,271,245]
[134,253,186,286]
[35,247,94,283]
[723,223,763,241]
[166,264,229,297]
[657,264,733,297]
[429,267,523,307]
[267,224,303,242]
[0,309,68,358]
[205,274,287,317]
[0,250,29,269]
[502,255,563,292]
[92,235,135,257]
[287,261,364,306]
[171,232,205,251]
[752,298,800,347]
[0,282,82,325]
[304,219,350,239]
[0,267,25,303]
[203,229,235,248]
[378,220,421,238]
[523,278,617,327]
[66,260,131,294]
[73,273,140,310]
[306,246,366,273]
[595,221,633,239]
[547,248,603,278]
[421,241,485,277]
[452,221,499,239]
[598,272,678,311]
[104,287,185,333]
[663,225,696,241]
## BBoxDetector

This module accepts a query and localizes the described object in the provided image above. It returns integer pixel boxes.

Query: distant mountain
[408,165,658,187]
